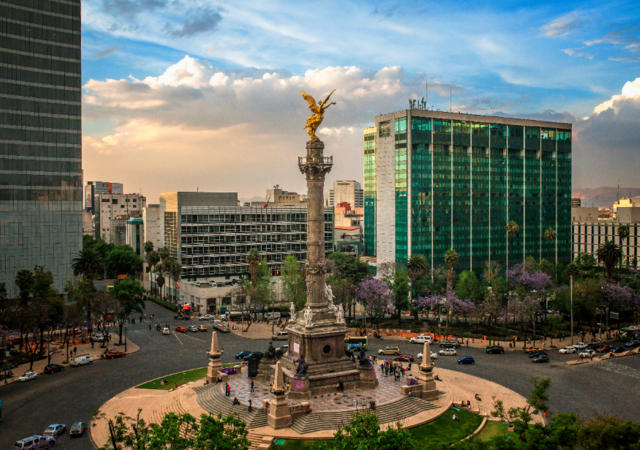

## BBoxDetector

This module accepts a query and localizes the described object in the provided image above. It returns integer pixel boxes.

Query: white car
[70,354,93,367]
[573,342,588,350]
[417,351,438,360]
[410,335,433,344]
[199,314,214,321]
[558,346,576,354]
[162,327,170,335]
[579,349,596,358]
[18,371,38,382]
[439,348,457,356]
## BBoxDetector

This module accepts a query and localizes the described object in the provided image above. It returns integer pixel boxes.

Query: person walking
[149,324,152,331]
[248,399,253,412]
[250,380,254,393]
[225,383,231,397]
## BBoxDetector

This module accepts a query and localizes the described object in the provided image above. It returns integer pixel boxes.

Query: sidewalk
[1,333,140,388]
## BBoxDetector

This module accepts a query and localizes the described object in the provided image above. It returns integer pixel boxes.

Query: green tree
[618,225,630,270]
[106,247,144,278]
[596,240,622,278]
[246,249,261,285]
[15,268,35,305]
[492,376,551,435]
[505,220,519,269]
[327,252,371,284]
[154,266,165,300]
[565,263,580,281]
[282,255,306,311]
[111,279,146,344]
[313,412,416,450]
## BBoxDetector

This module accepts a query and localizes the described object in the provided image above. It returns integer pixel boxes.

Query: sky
[80,0,640,202]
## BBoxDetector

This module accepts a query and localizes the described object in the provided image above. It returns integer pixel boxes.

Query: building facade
[126,218,144,258]
[265,186,307,206]
[95,193,146,244]
[84,181,123,212]
[142,204,162,250]
[0,0,83,296]
[573,206,640,262]
[366,110,572,271]
[329,180,363,208]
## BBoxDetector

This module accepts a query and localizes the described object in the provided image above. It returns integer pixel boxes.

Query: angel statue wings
[301,90,336,141]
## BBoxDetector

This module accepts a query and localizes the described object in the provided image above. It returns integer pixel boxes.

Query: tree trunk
[119,321,124,345]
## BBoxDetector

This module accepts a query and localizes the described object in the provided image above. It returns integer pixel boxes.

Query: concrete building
[366,110,572,271]
[265,186,307,206]
[571,198,581,208]
[143,205,162,250]
[572,206,640,262]
[0,0,83,297]
[328,180,363,208]
[126,218,144,259]
[84,181,123,212]
[95,193,146,244]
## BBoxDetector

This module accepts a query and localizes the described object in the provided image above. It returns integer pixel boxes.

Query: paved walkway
[1,333,140,387]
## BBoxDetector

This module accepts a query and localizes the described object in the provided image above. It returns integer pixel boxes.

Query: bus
[344,336,368,350]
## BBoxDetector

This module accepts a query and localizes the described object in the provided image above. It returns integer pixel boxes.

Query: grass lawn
[475,420,513,442]
[409,408,483,445]
[272,439,327,450]
[137,367,208,390]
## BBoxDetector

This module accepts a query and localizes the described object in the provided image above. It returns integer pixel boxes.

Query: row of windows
[0,6,80,32]
[0,127,80,144]
[0,80,81,102]
[181,213,333,223]
[0,34,80,61]
[0,18,80,45]
[4,0,80,18]
[0,111,80,130]
[0,51,80,74]
[0,95,80,116]
[0,187,81,201]
[0,173,80,187]
[0,157,80,172]
[0,142,80,159]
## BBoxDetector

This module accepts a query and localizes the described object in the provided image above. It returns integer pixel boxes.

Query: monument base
[257,358,275,382]
[414,366,438,400]
[206,358,226,384]
[286,374,311,400]
[267,394,292,429]
[357,364,378,389]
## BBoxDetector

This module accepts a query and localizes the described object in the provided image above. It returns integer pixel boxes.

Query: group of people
[379,359,409,381]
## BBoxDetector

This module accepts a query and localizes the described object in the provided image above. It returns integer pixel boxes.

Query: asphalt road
[0,302,638,449]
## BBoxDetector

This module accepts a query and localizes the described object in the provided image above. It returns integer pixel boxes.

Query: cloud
[542,13,583,37]
[563,48,594,59]
[166,7,224,38]
[585,24,640,47]
[92,46,118,60]
[103,0,166,16]
[609,56,640,62]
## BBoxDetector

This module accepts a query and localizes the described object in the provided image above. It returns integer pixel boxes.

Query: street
[1,302,639,449]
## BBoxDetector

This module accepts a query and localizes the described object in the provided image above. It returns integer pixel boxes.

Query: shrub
[147,295,178,312]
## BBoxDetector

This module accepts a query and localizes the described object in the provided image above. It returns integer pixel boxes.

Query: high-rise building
[328,180,363,208]
[142,204,162,250]
[95,193,146,245]
[84,181,123,212]
[0,0,83,296]
[571,198,581,208]
[365,110,572,271]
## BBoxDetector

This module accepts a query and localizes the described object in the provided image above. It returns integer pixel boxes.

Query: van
[272,331,288,340]
[70,354,93,367]
[264,312,281,320]
[13,435,54,449]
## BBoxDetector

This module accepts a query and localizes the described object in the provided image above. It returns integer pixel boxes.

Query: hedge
[147,296,178,312]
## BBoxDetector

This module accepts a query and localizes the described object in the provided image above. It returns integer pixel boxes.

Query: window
[379,121,391,137]
[412,117,431,131]
[395,117,407,132]
[102,199,109,202]
[112,199,118,204]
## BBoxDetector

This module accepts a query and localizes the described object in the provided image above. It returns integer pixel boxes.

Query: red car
[105,350,126,359]
[393,354,415,362]
[596,344,612,353]
[175,326,187,333]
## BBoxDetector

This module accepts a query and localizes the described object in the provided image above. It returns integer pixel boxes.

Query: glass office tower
[0,0,83,296]
[367,110,571,272]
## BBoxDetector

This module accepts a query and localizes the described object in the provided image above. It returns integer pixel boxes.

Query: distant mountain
[239,196,265,203]
[572,187,640,208]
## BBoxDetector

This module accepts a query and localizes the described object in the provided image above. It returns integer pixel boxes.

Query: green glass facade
[368,111,572,272]
[364,128,376,256]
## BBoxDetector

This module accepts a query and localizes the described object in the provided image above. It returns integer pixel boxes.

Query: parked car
[597,344,612,353]
[417,351,438,360]
[579,349,596,358]
[199,314,214,321]
[573,342,588,350]
[393,354,415,362]
[105,350,126,359]
[197,325,208,332]
[162,327,171,335]
[532,354,550,363]
[458,356,475,365]
[18,371,38,382]
[12,435,55,449]
[69,422,87,437]
[70,354,93,367]
[243,351,264,361]
[440,340,461,348]
[235,350,252,359]
[529,351,548,359]
[91,333,107,342]
[558,346,576,354]
[273,331,289,340]
[174,315,191,321]
[410,335,433,344]
[175,326,187,333]
[188,325,198,332]
[611,346,626,354]
[44,424,66,437]
[624,339,640,348]
[264,312,281,320]
[44,364,65,374]
[586,343,601,350]
[486,346,505,354]
[439,348,457,356]
[523,347,543,353]
[378,347,400,356]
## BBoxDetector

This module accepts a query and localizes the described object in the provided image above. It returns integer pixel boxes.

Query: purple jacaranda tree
[601,280,640,315]
[508,295,542,343]
[506,262,553,293]
[416,291,475,334]
[355,278,394,329]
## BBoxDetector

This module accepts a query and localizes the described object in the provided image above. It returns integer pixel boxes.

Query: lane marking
[173,333,184,346]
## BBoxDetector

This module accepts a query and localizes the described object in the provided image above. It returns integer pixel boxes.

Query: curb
[133,366,208,389]
[462,417,487,441]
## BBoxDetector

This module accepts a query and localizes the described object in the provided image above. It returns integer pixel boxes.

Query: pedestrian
[174,383,178,390]
[149,324,152,331]
[250,380,254,393]
[248,399,253,412]
[73,346,77,355]
[226,383,231,397]
[91,339,94,349]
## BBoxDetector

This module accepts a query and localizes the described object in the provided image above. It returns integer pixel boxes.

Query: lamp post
[570,275,574,346]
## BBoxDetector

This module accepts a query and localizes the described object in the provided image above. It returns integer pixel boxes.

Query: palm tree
[72,248,105,279]
[143,241,154,260]
[407,255,429,280]
[15,269,35,305]
[505,221,519,270]
[171,261,182,304]
[443,249,458,334]
[154,266,165,299]
[544,227,556,245]
[596,240,622,278]
[565,263,580,280]
[247,249,261,285]
[618,225,630,270]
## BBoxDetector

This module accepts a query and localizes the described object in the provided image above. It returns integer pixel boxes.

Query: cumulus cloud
[542,13,583,37]
[563,48,594,59]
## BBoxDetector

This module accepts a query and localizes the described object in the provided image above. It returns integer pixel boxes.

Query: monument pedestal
[412,342,438,400]
[357,364,378,389]
[206,358,226,383]
[257,358,275,382]
[286,374,311,400]
[267,394,292,429]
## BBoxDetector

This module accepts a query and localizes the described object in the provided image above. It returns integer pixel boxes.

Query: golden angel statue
[301,90,336,141]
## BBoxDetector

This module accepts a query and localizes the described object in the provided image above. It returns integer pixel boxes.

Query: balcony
[298,156,333,165]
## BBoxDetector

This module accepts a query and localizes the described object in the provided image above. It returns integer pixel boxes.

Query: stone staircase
[247,431,274,450]
[290,396,439,434]
[194,384,267,429]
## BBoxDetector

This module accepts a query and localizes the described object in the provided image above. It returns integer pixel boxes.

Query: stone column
[206,332,225,383]
[267,361,292,429]
[415,341,438,400]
